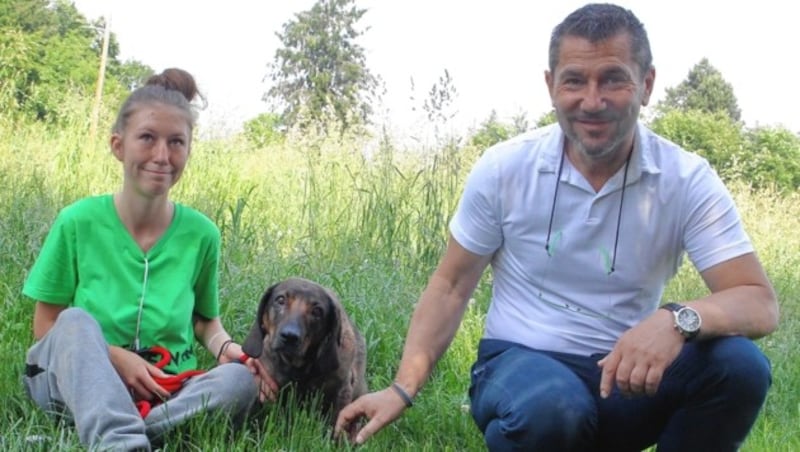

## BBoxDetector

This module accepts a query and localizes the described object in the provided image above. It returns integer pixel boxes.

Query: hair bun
[146,68,199,103]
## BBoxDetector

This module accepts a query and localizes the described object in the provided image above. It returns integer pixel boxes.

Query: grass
[0,117,798,451]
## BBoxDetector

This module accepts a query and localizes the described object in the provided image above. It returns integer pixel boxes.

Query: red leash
[135,346,205,418]
[134,346,250,418]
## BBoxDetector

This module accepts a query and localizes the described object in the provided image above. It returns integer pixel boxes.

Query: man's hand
[109,346,171,401]
[334,387,409,445]
[597,309,684,398]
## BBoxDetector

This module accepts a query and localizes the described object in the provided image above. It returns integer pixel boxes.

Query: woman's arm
[193,316,238,362]
[194,315,279,401]
[32,301,68,340]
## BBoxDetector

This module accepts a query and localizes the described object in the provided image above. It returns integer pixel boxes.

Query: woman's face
[111,102,192,199]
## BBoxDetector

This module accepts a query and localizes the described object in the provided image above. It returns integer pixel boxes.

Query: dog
[242,277,367,426]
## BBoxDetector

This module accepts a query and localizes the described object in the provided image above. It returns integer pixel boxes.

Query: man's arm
[692,251,778,339]
[335,236,491,444]
[599,252,778,398]
[394,237,493,397]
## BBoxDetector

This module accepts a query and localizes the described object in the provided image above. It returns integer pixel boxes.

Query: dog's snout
[279,323,302,346]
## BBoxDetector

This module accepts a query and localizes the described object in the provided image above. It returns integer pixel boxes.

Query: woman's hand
[194,316,279,402]
[242,352,279,403]
[108,346,171,401]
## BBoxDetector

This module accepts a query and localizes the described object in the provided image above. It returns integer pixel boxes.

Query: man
[335,3,778,451]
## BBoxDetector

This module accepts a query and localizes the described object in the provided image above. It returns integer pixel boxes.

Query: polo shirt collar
[535,122,663,182]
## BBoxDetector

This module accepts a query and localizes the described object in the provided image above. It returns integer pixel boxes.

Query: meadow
[0,117,797,451]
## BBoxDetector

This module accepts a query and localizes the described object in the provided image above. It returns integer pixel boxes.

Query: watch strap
[659,302,700,341]
[659,302,684,313]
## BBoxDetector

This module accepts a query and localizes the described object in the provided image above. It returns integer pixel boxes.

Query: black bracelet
[216,339,234,362]
[391,382,414,408]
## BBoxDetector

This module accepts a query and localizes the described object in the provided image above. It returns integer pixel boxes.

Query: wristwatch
[659,303,701,341]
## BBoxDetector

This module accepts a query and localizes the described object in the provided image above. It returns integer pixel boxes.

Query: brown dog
[242,277,367,425]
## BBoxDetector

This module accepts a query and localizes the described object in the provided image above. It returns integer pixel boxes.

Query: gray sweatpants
[23,307,258,451]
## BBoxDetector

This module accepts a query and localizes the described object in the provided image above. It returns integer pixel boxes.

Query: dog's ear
[313,288,344,374]
[242,283,276,358]
[324,288,344,347]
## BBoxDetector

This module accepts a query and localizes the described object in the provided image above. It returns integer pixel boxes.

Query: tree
[243,112,286,148]
[469,110,510,150]
[108,59,154,91]
[657,58,741,122]
[266,0,379,135]
[742,126,800,191]
[534,110,557,128]
[649,109,745,181]
[0,0,153,123]
[510,110,529,135]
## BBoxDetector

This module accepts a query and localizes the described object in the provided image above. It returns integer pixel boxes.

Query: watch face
[677,308,701,332]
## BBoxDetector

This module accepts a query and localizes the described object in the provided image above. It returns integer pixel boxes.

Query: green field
[1,120,797,451]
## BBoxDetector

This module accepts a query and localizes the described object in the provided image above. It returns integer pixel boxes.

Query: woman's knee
[52,307,102,337]
[54,306,91,326]
[39,307,104,352]
[212,363,259,405]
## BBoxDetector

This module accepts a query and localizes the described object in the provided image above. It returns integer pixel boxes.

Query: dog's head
[243,278,343,374]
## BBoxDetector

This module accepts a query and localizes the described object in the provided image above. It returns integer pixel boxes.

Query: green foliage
[657,58,741,122]
[649,109,745,179]
[510,110,529,135]
[0,27,36,118]
[741,126,800,192]
[649,57,799,192]
[469,110,512,150]
[1,114,798,451]
[0,0,60,32]
[535,110,558,128]
[108,58,154,92]
[266,0,379,136]
[0,0,153,125]
[242,112,286,148]
[650,109,800,192]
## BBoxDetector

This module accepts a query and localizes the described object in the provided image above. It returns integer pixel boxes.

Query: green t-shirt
[23,194,220,373]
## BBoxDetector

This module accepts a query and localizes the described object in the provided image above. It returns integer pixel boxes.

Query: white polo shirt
[450,122,753,356]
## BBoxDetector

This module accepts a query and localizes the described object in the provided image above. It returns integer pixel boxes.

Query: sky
[71,1,797,139]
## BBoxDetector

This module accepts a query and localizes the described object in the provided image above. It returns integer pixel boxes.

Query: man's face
[546,32,654,161]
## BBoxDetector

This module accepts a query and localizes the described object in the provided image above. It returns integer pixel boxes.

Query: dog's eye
[311,306,324,319]
[274,295,286,306]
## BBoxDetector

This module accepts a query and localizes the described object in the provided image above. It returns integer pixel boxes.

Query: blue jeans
[468,337,771,452]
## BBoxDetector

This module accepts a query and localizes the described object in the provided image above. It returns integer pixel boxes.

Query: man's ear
[641,66,656,106]
[544,70,557,106]
[110,133,124,162]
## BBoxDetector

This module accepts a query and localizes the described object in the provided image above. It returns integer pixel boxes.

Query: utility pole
[89,15,111,144]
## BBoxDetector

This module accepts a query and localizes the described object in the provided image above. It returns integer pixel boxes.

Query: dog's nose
[279,324,301,346]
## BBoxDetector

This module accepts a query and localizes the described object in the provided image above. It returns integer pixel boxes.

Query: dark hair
[548,3,652,76]
[112,68,203,135]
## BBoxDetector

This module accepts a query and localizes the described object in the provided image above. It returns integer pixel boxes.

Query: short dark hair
[548,3,652,76]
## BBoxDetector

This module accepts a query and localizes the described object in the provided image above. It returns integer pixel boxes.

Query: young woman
[22,68,275,451]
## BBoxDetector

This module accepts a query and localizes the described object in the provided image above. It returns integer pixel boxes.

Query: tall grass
[0,117,797,451]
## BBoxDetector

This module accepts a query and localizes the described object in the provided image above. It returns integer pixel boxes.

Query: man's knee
[711,337,771,405]
[477,391,596,451]
[470,355,596,449]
